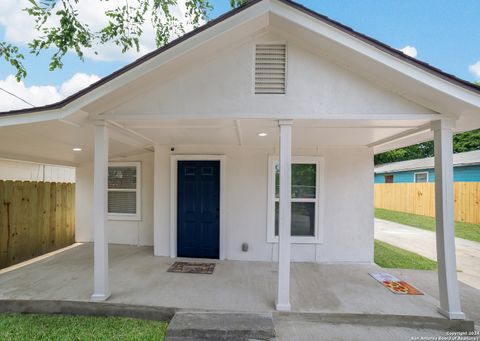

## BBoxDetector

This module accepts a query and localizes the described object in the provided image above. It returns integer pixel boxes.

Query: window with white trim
[267,156,324,243]
[108,162,141,220]
[414,172,428,183]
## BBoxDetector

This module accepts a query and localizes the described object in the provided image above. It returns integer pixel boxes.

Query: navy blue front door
[177,161,220,259]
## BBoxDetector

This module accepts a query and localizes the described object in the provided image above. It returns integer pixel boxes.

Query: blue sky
[0,0,479,109]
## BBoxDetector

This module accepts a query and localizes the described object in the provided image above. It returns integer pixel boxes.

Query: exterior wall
[76,146,374,263]
[109,31,434,121]
[374,165,480,183]
[76,152,154,245]
[453,165,480,182]
[0,159,75,183]
[374,169,434,183]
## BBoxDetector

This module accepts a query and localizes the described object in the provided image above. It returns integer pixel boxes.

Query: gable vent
[255,44,287,94]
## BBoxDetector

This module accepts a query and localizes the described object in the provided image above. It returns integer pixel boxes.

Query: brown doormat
[167,262,216,274]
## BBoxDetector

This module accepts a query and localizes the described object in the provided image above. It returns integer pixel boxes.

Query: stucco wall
[76,152,154,245]
[108,31,433,121]
[76,146,374,263]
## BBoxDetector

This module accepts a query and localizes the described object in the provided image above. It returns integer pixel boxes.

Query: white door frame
[170,155,227,260]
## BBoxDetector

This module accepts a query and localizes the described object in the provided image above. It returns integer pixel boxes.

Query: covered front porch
[0,115,468,320]
[84,116,464,321]
[0,243,446,318]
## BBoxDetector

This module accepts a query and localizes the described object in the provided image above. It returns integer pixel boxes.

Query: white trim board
[169,155,227,260]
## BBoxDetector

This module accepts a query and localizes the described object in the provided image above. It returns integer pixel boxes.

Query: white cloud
[0,0,199,62]
[0,73,100,111]
[399,45,417,58]
[468,61,480,79]
[0,0,38,43]
[60,73,100,97]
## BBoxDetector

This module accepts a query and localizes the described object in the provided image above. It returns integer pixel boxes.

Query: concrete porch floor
[0,243,450,319]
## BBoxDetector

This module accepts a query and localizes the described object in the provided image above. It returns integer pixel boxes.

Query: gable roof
[374,150,480,174]
[1,0,480,117]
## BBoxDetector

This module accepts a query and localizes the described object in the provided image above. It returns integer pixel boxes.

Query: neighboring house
[374,150,480,183]
[0,0,479,318]
[0,158,75,183]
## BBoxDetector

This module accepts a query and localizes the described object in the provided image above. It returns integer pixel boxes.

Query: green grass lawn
[374,239,437,270]
[375,208,480,243]
[0,314,167,341]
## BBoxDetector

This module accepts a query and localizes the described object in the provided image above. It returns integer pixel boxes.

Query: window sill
[108,214,141,221]
[267,237,323,244]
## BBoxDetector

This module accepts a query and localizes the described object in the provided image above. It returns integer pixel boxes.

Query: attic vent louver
[255,44,286,94]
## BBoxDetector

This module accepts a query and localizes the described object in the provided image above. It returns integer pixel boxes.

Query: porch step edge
[274,312,475,332]
[0,299,473,333]
[166,311,275,340]
[0,299,175,322]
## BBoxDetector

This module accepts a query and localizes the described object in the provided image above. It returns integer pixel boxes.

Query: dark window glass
[275,163,316,198]
[108,167,137,189]
[275,202,315,236]
[384,175,394,183]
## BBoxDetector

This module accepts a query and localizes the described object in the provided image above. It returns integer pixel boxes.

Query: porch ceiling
[0,116,149,167]
[0,117,436,166]
[116,118,430,147]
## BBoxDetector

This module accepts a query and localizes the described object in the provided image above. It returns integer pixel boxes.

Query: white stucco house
[1,0,479,319]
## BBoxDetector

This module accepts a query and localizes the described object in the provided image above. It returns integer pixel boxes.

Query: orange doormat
[369,272,424,295]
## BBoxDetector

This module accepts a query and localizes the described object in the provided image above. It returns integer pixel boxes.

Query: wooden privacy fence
[0,181,75,269]
[374,182,480,225]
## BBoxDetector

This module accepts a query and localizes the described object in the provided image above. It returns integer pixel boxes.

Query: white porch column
[432,119,464,319]
[91,121,110,301]
[276,119,293,311]
[153,144,169,256]
[153,144,161,256]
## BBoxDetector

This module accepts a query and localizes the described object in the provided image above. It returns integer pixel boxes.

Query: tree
[230,0,249,6]
[374,141,433,165]
[0,42,26,81]
[374,129,480,165]
[453,129,480,152]
[1,0,248,81]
